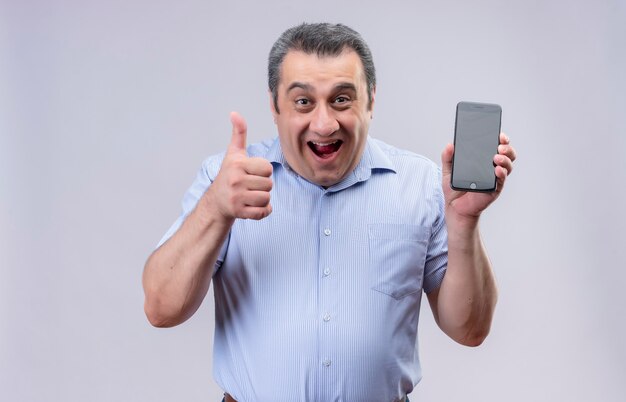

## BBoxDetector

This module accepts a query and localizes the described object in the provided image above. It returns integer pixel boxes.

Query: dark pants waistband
[222,393,409,402]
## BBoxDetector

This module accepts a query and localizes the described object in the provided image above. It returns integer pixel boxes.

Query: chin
[312,171,345,188]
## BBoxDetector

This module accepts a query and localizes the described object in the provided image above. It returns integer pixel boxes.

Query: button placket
[319,192,335,374]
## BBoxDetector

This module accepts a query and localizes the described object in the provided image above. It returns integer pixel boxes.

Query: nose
[310,104,339,136]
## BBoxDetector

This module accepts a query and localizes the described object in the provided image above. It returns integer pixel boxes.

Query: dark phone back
[451,102,501,192]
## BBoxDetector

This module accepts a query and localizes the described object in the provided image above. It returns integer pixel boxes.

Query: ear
[368,86,376,117]
[269,91,278,124]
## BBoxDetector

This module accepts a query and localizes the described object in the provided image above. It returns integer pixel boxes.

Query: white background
[1,0,625,401]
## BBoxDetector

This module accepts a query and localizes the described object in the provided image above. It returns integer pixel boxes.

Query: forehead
[278,50,366,91]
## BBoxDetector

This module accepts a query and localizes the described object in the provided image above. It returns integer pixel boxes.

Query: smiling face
[270,49,375,187]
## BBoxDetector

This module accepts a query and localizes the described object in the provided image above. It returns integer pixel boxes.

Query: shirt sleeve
[422,166,448,294]
[155,152,230,272]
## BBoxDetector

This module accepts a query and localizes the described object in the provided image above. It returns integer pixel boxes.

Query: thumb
[228,111,247,154]
[441,143,454,176]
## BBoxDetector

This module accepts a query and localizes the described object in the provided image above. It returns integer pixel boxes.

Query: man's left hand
[441,132,517,225]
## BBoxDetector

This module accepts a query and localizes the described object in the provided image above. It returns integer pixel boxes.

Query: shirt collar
[355,136,396,178]
[264,137,288,169]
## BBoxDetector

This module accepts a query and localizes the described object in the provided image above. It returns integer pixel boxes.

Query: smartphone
[451,101,502,192]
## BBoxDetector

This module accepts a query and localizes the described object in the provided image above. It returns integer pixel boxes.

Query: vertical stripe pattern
[159,137,448,402]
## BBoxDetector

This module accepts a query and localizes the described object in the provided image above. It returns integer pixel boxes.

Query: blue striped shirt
[159,137,448,402]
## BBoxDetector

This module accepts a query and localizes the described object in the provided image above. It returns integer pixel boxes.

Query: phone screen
[451,102,502,192]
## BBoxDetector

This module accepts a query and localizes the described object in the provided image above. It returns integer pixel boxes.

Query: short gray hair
[268,23,376,113]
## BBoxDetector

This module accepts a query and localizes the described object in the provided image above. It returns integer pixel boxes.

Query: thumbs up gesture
[208,112,273,221]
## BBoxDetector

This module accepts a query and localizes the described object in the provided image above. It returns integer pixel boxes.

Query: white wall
[1,0,625,401]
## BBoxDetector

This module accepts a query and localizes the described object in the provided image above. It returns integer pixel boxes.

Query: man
[143,23,516,402]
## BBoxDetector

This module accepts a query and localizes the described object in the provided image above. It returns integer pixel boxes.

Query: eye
[333,95,352,108]
[295,98,310,105]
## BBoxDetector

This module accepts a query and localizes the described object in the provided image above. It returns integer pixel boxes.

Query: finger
[228,111,248,155]
[242,191,271,208]
[494,154,513,176]
[241,175,273,192]
[497,143,517,163]
[240,205,273,221]
[245,157,273,177]
[495,165,508,193]
[441,143,454,176]
[499,132,510,145]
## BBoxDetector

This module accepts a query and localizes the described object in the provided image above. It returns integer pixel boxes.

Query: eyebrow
[286,81,358,93]
[286,82,312,93]
[333,82,357,93]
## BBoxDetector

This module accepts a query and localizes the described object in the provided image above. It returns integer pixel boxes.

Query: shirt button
[323,228,331,236]
[323,313,331,322]
[323,359,331,367]
[323,268,330,276]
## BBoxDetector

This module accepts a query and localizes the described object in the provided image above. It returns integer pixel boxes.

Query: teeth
[310,140,339,146]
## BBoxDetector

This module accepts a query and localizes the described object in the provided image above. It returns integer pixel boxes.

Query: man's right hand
[207,111,273,221]
[143,111,272,327]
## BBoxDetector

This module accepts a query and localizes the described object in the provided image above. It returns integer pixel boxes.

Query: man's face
[271,49,375,188]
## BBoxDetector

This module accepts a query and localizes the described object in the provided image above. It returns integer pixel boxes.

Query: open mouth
[307,140,343,159]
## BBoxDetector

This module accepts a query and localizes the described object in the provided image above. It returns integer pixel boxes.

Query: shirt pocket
[368,223,430,300]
